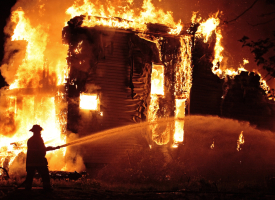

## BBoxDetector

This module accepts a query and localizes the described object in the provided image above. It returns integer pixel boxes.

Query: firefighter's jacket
[26,134,48,167]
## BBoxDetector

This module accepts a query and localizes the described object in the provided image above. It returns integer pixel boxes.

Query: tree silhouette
[239,34,275,79]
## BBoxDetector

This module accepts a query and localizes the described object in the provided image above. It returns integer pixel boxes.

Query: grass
[0,175,270,195]
[0,171,274,200]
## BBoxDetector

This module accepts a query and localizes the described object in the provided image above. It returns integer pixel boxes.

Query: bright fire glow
[151,64,164,95]
[175,36,192,100]
[66,0,183,35]
[194,12,220,43]
[237,131,244,151]
[79,93,99,110]
[210,140,214,149]
[172,36,192,145]
[1,0,186,171]
[0,7,68,171]
[174,99,185,144]
[74,41,83,54]
[196,13,273,98]
[65,0,194,146]
[3,0,271,172]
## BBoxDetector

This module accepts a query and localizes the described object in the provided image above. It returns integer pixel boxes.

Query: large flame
[173,35,192,145]
[0,7,68,172]
[2,0,272,173]
[79,93,99,110]
[0,0,185,171]
[195,12,273,97]
[66,0,182,34]
[151,64,164,95]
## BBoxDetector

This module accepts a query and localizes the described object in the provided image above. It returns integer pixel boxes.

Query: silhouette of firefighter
[25,124,60,190]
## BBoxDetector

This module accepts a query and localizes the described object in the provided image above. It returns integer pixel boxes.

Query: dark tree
[239,34,275,79]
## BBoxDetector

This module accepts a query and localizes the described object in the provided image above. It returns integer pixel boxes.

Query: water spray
[57,118,184,148]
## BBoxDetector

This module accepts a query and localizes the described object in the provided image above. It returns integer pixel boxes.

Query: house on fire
[62,16,274,164]
[63,17,194,131]
[62,16,197,163]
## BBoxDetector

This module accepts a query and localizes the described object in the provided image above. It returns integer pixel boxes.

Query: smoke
[8,152,26,177]
[63,132,86,172]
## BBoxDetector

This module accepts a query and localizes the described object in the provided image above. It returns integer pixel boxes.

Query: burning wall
[0,0,189,173]
[62,18,193,163]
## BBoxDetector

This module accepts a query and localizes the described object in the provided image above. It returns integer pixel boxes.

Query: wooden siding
[81,31,147,164]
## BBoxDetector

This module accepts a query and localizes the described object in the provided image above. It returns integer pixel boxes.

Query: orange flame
[210,140,214,149]
[174,99,185,144]
[0,7,68,171]
[151,64,164,95]
[196,12,273,99]
[66,0,182,34]
[79,93,99,110]
[194,12,220,43]
[237,131,244,151]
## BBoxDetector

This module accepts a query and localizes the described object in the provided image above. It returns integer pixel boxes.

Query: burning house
[61,13,275,165]
[62,16,193,163]
[0,0,195,172]
[1,0,274,175]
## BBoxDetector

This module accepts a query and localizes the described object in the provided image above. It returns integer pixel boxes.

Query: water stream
[61,117,181,148]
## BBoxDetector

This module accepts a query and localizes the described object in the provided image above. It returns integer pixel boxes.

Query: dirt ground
[1,187,275,200]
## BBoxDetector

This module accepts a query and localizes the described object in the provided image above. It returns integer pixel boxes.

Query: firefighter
[25,124,60,191]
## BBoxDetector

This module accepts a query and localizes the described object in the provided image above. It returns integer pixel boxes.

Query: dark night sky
[0,0,274,88]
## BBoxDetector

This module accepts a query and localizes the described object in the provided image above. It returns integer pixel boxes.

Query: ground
[1,178,275,200]
[1,187,275,200]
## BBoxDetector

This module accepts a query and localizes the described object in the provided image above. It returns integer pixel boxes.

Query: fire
[258,73,270,95]
[66,0,182,34]
[0,0,187,172]
[0,6,68,172]
[65,0,187,148]
[175,36,193,100]
[148,35,192,146]
[74,41,83,54]
[173,36,192,145]
[148,95,165,145]
[2,0,272,174]
[151,64,164,95]
[212,28,224,76]
[174,99,185,144]
[195,12,273,98]
[79,93,99,110]
[237,131,244,151]
[194,12,220,43]
[210,140,214,149]
[65,0,194,146]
